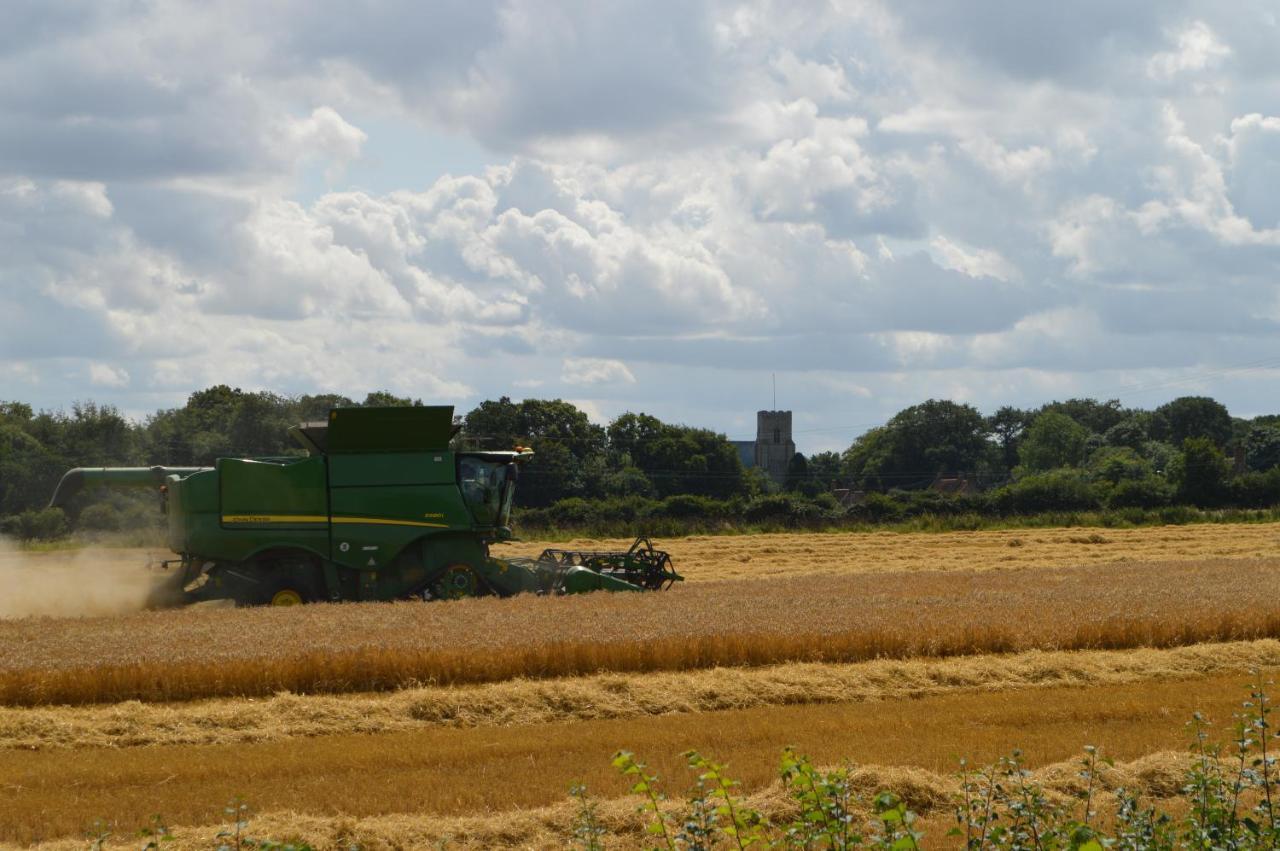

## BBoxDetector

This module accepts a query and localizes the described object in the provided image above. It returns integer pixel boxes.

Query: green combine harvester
[48,406,682,606]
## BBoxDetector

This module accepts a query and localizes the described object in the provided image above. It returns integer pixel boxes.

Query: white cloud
[87,362,129,388]
[930,236,1019,281]
[1147,21,1232,80]
[561,357,636,386]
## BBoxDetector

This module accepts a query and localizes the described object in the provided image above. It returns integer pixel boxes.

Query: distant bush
[0,507,69,540]
[77,502,124,531]
[993,469,1101,513]
[891,489,992,517]
[514,480,1280,537]
[1228,468,1280,508]
[741,494,830,525]
[652,494,727,520]
[547,497,599,527]
[1106,476,1175,509]
[851,491,904,522]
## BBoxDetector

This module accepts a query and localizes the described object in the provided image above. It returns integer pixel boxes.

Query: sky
[1,1,1279,452]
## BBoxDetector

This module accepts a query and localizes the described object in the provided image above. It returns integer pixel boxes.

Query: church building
[731,410,796,484]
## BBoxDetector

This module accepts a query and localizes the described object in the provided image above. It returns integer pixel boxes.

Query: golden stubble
[3,639,1279,751]
[0,672,1252,844]
[0,751,1200,850]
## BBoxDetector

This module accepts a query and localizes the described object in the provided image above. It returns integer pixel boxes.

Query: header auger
[49,406,681,607]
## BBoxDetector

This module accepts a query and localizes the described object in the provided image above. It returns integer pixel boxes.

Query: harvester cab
[48,405,681,607]
[457,454,519,528]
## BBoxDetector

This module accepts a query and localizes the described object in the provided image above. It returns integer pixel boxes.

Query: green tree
[463,397,607,506]
[1172,437,1231,506]
[1085,446,1152,485]
[1153,396,1233,448]
[805,450,843,487]
[1245,424,1280,472]
[362,391,421,407]
[1103,414,1152,450]
[1038,398,1127,434]
[987,406,1036,471]
[606,412,745,499]
[227,392,296,457]
[783,452,809,492]
[295,393,355,421]
[1018,411,1089,471]
[843,400,989,490]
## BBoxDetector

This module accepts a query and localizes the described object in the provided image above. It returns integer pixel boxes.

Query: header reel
[537,536,683,591]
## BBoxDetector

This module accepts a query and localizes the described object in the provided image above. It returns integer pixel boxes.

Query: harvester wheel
[431,563,479,600]
[254,563,321,607]
[269,588,305,606]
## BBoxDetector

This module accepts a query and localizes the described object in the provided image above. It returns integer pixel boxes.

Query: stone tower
[754,410,795,484]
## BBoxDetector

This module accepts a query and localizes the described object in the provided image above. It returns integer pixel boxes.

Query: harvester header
[49,406,680,607]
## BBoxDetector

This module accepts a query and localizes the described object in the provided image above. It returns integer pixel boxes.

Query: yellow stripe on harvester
[222,515,329,524]
[221,515,450,529]
[333,516,450,529]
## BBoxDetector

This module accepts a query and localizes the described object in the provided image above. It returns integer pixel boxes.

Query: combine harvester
[48,406,681,606]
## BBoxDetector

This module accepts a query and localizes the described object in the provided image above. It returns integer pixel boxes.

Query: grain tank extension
[48,406,681,606]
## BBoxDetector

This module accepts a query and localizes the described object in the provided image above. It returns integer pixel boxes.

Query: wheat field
[7,522,1280,847]
[6,556,1280,704]
[497,522,1280,579]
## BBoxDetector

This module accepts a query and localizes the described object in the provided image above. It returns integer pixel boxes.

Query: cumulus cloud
[87,362,129,388]
[561,357,636,386]
[1146,21,1232,80]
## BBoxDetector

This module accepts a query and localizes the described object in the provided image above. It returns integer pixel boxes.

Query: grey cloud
[576,333,900,373]
[871,252,1056,334]
[890,0,1178,83]
[1095,285,1280,336]
[0,1,108,56]
[108,185,255,269]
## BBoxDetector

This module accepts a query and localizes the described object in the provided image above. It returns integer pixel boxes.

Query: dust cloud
[0,537,184,619]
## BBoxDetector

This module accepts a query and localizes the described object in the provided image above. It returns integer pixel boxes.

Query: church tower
[754,410,795,484]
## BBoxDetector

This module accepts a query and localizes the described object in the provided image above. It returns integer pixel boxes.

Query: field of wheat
[497,522,1280,579]
[5,556,1280,705]
[5,522,1280,847]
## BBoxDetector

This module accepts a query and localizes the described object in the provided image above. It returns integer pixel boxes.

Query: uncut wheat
[5,557,1280,705]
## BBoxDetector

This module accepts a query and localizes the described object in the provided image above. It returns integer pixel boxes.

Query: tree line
[3,387,1280,537]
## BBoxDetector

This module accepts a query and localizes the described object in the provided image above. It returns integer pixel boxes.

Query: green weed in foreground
[572,679,1280,850]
